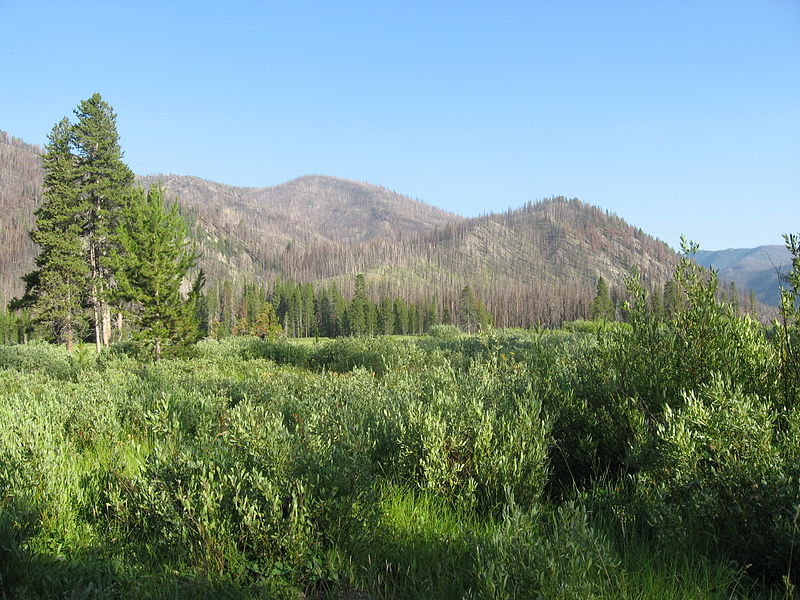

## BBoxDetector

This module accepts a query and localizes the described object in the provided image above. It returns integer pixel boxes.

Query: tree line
[201,274,492,339]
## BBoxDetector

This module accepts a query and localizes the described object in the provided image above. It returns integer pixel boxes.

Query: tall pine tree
[72,93,134,349]
[13,118,89,349]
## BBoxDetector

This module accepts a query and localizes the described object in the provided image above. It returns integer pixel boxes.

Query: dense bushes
[1,239,799,598]
[631,377,800,582]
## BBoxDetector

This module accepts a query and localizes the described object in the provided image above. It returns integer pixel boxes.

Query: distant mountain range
[5,128,767,325]
[695,245,793,307]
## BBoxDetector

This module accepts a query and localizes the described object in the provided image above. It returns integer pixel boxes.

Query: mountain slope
[1,130,682,325]
[0,132,42,302]
[695,245,792,306]
[139,173,461,248]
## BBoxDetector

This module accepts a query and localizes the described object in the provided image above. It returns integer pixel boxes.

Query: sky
[1,0,798,250]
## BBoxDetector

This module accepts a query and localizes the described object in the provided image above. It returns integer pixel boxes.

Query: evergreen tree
[441,304,452,326]
[475,296,492,330]
[589,276,615,321]
[393,298,409,334]
[458,286,478,333]
[317,286,337,337]
[252,301,282,339]
[302,283,315,337]
[72,93,135,349]
[348,274,369,335]
[377,296,395,335]
[423,299,439,333]
[12,118,89,349]
[192,271,209,337]
[111,186,200,359]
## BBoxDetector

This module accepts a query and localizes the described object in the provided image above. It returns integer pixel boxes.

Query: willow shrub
[631,376,800,582]
[621,239,799,584]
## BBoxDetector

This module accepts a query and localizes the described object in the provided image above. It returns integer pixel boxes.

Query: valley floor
[0,329,797,599]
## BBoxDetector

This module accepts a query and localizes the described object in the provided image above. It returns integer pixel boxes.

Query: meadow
[1,260,798,599]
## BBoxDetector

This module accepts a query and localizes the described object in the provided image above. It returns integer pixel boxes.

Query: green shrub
[428,324,462,341]
[395,357,551,513]
[632,375,800,582]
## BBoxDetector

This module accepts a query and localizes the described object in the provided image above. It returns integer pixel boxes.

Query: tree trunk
[65,323,74,352]
[89,244,102,353]
[102,306,112,347]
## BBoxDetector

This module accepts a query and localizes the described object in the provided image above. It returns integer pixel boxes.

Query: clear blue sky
[2,0,798,250]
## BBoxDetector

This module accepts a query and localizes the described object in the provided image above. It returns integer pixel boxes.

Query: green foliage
[72,93,135,348]
[11,118,89,348]
[250,301,282,339]
[112,185,201,359]
[472,501,620,600]
[631,376,800,581]
[777,233,800,405]
[428,323,462,340]
[457,285,491,333]
[589,276,615,321]
[0,271,797,598]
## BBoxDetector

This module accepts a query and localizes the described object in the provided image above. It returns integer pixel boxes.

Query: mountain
[139,173,460,249]
[695,245,793,306]
[262,198,679,326]
[1,130,682,325]
[0,132,41,303]
[136,173,462,284]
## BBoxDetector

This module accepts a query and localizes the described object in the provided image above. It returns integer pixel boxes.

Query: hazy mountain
[1,130,683,325]
[695,245,793,306]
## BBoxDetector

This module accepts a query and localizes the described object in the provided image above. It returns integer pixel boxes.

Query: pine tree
[423,300,438,333]
[458,286,478,333]
[348,274,369,335]
[191,271,209,337]
[72,93,134,349]
[252,301,281,339]
[111,185,200,359]
[589,276,615,321]
[393,298,409,334]
[12,118,89,349]
[377,296,395,335]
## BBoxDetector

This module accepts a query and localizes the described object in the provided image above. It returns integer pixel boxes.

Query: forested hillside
[1,130,682,326]
[0,132,42,302]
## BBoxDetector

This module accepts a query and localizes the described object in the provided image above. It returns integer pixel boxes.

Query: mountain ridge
[695,245,792,306]
[2,129,686,325]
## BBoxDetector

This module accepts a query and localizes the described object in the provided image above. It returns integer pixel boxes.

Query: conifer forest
[1,96,799,599]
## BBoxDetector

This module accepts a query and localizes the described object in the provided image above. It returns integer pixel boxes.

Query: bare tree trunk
[65,322,74,352]
[92,288,102,353]
[89,243,102,353]
[102,306,112,347]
